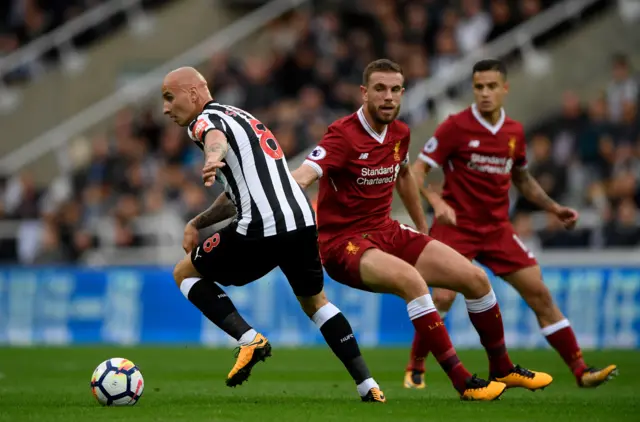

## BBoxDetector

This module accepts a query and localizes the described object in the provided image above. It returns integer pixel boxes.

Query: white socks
[238,329,258,346]
[541,319,571,336]
[179,277,201,299]
[465,289,497,313]
[357,378,379,397]
[407,294,437,320]
[311,303,341,328]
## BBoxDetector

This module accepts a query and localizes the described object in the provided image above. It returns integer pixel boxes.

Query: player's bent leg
[173,254,270,388]
[360,249,506,401]
[414,242,552,391]
[503,266,617,388]
[433,288,458,316]
[297,290,385,403]
[413,240,490,298]
[404,287,458,389]
[280,227,385,403]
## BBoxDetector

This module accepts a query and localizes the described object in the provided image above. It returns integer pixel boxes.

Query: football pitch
[1,347,637,422]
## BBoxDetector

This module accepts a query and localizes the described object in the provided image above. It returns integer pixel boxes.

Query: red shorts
[319,220,432,291]
[429,221,538,276]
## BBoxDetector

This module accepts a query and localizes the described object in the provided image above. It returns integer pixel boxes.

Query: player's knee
[464,266,491,298]
[172,262,185,287]
[172,255,198,288]
[395,268,430,301]
[433,289,457,310]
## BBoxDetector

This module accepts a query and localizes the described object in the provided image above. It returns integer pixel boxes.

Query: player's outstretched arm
[291,164,319,190]
[511,167,560,213]
[396,165,429,233]
[511,167,579,229]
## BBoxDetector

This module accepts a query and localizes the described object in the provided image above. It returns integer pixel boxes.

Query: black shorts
[190,223,324,297]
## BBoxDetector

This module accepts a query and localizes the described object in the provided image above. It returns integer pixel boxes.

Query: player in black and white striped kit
[188,101,316,237]
[162,67,384,402]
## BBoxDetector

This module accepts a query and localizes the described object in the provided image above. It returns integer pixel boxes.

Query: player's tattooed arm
[203,130,229,162]
[396,165,429,232]
[189,193,237,230]
[511,167,560,213]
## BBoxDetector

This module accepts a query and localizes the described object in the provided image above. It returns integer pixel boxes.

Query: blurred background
[0,0,639,348]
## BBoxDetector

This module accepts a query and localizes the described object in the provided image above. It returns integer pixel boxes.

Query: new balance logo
[359,153,369,160]
[469,140,480,148]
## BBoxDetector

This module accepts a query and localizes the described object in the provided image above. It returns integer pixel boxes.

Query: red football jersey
[418,104,527,228]
[303,107,411,244]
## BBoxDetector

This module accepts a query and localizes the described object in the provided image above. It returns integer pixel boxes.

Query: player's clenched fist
[433,201,457,226]
[202,160,225,187]
[554,206,579,230]
[183,221,199,253]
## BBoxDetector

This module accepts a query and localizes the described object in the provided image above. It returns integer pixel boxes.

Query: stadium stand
[514,52,640,251]
[0,0,631,265]
[0,0,173,85]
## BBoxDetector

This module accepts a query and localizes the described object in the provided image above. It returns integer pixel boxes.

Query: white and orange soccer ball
[90,358,144,406]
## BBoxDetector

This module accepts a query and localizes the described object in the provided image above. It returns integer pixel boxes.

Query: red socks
[542,319,587,378]
[465,289,514,378]
[405,332,429,373]
[408,294,470,393]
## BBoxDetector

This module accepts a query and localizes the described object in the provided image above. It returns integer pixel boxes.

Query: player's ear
[189,87,199,103]
[360,85,368,102]
[503,80,509,94]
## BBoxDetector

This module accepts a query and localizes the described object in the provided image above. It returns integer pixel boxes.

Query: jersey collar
[357,107,387,144]
[471,103,505,135]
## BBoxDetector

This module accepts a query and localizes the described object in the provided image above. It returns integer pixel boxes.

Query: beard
[368,102,400,125]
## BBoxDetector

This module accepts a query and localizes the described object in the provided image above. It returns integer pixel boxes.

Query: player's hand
[554,206,579,230]
[202,160,226,187]
[183,221,199,253]
[417,224,430,234]
[434,201,457,226]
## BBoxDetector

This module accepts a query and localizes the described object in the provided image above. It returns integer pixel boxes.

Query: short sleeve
[417,117,460,168]
[401,130,411,167]
[514,128,528,169]
[188,113,229,144]
[303,124,350,178]
[401,151,410,167]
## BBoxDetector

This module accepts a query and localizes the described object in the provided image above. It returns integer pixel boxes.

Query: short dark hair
[612,53,629,68]
[472,59,507,79]
[363,59,403,86]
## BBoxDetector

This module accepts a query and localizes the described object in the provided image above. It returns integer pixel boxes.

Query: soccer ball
[90,358,144,406]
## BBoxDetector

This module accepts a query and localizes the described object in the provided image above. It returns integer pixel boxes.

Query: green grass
[0,347,637,422]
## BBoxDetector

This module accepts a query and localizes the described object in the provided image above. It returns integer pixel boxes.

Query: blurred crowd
[0,0,171,84]
[513,53,640,251]
[0,0,627,265]
[211,0,565,157]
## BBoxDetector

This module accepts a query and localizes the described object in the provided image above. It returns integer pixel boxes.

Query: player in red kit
[406,59,618,390]
[293,59,553,401]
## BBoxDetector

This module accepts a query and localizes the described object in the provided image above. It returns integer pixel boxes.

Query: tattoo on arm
[512,167,558,212]
[190,194,236,229]
[204,138,229,162]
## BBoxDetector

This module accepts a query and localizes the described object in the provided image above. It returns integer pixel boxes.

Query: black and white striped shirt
[188,101,315,237]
